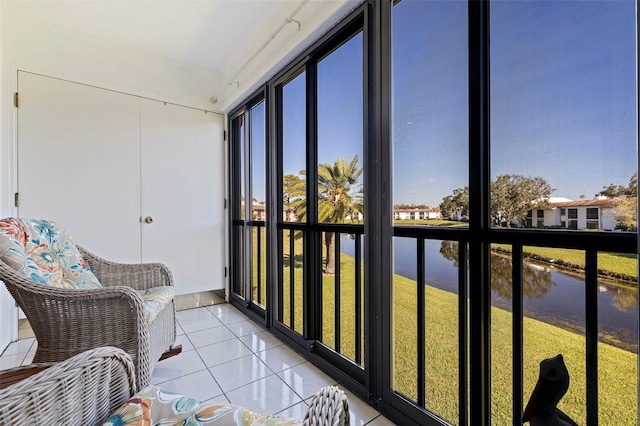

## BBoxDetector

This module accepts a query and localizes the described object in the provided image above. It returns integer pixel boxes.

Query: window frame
[226,1,639,425]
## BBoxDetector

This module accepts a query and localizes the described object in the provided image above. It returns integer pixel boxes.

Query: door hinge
[223,130,227,141]
[13,92,19,108]
[224,198,227,209]
[224,267,228,277]
[14,193,19,208]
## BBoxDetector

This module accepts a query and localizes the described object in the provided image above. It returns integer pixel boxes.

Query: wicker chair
[0,218,178,389]
[1,346,350,426]
[0,346,137,425]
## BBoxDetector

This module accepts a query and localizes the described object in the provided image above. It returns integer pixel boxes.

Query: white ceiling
[7,0,357,109]
[8,0,299,76]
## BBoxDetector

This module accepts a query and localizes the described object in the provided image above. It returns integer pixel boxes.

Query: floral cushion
[103,386,303,426]
[140,286,175,324]
[0,218,102,289]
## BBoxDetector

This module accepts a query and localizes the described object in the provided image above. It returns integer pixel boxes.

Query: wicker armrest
[78,246,173,291]
[0,347,137,425]
[304,386,350,425]
[15,284,149,360]
[0,364,53,390]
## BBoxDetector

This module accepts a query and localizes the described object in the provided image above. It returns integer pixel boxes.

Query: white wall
[1,3,225,218]
[0,0,19,352]
[602,207,618,231]
[0,3,226,350]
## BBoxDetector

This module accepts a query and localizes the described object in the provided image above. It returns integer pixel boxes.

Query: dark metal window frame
[266,8,369,392]
[229,88,271,324]
[227,1,640,425]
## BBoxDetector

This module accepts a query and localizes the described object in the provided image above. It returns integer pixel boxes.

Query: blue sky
[270,0,637,207]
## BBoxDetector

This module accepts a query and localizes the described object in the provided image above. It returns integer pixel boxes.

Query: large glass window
[393,0,469,228]
[282,72,307,224]
[491,1,638,423]
[490,1,637,231]
[316,31,366,365]
[229,2,638,424]
[280,71,307,334]
[231,114,246,298]
[317,33,364,226]
[392,1,468,424]
[250,101,267,307]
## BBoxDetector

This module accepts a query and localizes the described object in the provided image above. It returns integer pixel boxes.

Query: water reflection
[341,236,638,352]
[440,241,555,300]
[611,286,639,312]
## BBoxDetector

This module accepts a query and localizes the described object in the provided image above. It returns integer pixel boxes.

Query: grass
[493,244,638,280]
[272,231,638,425]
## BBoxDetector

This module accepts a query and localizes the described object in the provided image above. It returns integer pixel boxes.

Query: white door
[17,72,142,263]
[140,99,225,295]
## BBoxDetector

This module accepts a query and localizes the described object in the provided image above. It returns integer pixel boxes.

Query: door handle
[144,216,154,224]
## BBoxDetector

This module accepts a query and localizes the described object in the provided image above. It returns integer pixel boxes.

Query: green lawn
[273,232,638,425]
[494,244,638,280]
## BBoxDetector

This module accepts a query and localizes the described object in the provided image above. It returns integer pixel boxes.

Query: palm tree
[318,156,363,274]
[288,155,363,274]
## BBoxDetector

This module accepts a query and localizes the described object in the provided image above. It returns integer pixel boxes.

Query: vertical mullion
[244,106,252,303]
[277,228,283,324]
[417,238,426,408]
[257,224,262,305]
[366,0,392,403]
[458,241,469,426]
[306,64,319,341]
[290,229,295,328]
[273,84,284,328]
[355,233,362,365]
[585,249,598,426]
[335,232,342,353]
[468,0,491,424]
[512,244,524,425]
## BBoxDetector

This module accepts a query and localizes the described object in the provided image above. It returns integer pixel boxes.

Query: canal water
[340,236,639,353]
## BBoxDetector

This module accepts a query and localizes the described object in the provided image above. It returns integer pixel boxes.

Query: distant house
[345,212,364,221]
[394,207,442,221]
[283,207,298,222]
[252,202,266,221]
[528,196,630,231]
[238,201,300,222]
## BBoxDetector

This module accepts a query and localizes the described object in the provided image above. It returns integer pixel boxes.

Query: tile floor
[1,300,396,425]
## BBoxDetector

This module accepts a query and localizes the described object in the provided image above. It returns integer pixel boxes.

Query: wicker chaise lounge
[0,218,179,389]
[0,346,351,425]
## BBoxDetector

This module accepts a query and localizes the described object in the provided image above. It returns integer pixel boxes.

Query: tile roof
[547,197,636,208]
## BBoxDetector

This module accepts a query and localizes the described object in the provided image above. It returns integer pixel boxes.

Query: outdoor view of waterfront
[340,236,638,353]
[266,0,639,423]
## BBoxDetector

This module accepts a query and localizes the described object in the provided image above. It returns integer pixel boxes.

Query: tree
[599,183,628,198]
[394,203,430,210]
[490,175,553,228]
[317,156,363,274]
[288,156,363,274]
[613,197,637,232]
[283,174,303,205]
[628,172,637,196]
[439,186,469,220]
[599,172,636,198]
